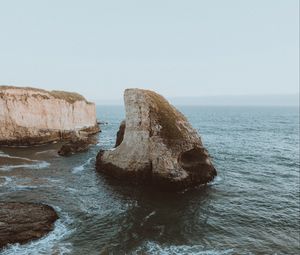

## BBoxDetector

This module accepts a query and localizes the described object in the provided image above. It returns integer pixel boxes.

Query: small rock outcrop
[0,86,100,146]
[96,89,217,190]
[0,202,58,249]
[58,134,97,156]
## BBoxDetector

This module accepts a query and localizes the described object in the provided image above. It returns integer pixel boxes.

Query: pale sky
[0,0,299,101]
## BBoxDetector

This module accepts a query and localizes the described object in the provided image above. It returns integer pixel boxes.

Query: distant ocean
[0,106,299,255]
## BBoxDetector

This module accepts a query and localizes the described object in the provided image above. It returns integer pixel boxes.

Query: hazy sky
[0,0,299,101]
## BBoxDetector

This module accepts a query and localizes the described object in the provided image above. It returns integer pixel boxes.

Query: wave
[0,177,60,194]
[72,157,93,174]
[0,152,33,161]
[140,211,156,226]
[35,149,59,157]
[1,207,74,255]
[0,176,12,187]
[0,161,50,171]
[133,241,234,255]
[209,176,223,186]
[0,152,50,171]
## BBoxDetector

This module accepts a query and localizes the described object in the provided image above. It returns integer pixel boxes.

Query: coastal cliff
[0,86,100,145]
[96,89,216,190]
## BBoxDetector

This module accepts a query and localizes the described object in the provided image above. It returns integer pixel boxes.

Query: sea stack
[96,89,217,190]
[0,86,100,146]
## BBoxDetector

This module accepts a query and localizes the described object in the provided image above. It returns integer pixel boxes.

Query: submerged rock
[0,86,100,146]
[0,202,58,249]
[58,134,97,156]
[96,89,217,190]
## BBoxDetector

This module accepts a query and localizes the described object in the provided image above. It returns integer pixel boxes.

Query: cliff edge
[0,86,100,145]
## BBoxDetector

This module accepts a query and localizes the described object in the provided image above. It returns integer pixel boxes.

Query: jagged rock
[58,134,97,156]
[0,86,100,146]
[96,89,217,190]
[0,202,58,249]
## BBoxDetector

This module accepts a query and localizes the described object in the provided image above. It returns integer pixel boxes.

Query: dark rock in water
[58,135,96,156]
[0,202,58,249]
[96,88,217,191]
[115,120,126,147]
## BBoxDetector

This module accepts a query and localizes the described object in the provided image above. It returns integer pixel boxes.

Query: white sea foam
[0,177,59,193]
[35,149,59,157]
[1,207,74,255]
[133,241,234,255]
[141,211,156,226]
[0,161,50,171]
[0,153,33,160]
[72,157,93,174]
[0,152,50,171]
[0,176,12,187]
[210,176,223,185]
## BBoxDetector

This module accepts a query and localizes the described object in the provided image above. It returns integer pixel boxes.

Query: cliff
[0,86,100,145]
[96,89,216,190]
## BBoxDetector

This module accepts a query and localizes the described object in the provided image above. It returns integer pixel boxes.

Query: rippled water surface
[0,106,299,255]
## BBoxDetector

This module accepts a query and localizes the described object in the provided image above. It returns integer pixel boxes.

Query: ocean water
[0,106,299,255]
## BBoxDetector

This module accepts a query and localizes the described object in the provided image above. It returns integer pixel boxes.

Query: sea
[0,106,299,255]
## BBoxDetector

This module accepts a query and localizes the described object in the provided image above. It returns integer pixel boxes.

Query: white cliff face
[96,88,216,190]
[0,86,99,145]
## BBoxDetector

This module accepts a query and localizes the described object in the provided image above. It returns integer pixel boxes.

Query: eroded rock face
[96,89,217,190]
[0,86,100,146]
[58,134,97,156]
[0,202,58,249]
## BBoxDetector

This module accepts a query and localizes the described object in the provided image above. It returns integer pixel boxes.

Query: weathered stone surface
[0,202,58,249]
[0,86,100,146]
[96,89,217,190]
[58,134,97,156]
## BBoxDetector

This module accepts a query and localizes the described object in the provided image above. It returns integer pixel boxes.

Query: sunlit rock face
[96,88,216,190]
[0,86,100,145]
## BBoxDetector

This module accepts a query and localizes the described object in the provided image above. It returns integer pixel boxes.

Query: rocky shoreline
[0,86,216,248]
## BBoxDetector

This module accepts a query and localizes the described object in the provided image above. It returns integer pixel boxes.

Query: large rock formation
[0,202,58,248]
[96,89,217,190]
[0,86,100,145]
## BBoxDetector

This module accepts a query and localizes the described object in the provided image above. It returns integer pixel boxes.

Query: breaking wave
[1,207,74,255]
[133,241,235,255]
[0,152,50,171]
[72,157,93,174]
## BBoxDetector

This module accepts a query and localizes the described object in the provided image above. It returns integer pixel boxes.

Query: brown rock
[0,202,58,249]
[58,135,97,156]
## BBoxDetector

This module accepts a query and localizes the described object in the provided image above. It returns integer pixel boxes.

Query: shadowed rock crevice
[178,147,217,184]
[115,120,126,147]
[96,89,217,191]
